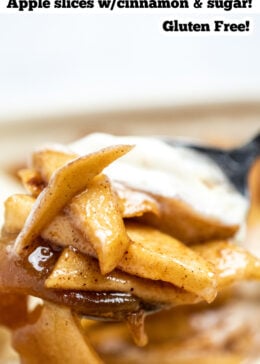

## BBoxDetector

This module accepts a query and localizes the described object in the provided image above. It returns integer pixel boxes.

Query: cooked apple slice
[4,194,35,235]
[68,174,130,274]
[113,181,159,218]
[32,149,77,182]
[45,247,199,306]
[3,194,92,255]
[14,145,133,255]
[120,222,217,303]
[42,214,94,254]
[12,302,103,364]
[18,169,45,197]
[193,240,260,289]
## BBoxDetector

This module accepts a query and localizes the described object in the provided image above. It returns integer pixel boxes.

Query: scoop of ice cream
[68,133,248,229]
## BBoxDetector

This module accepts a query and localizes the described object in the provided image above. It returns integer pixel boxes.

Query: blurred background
[0,14,259,168]
[0,14,260,122]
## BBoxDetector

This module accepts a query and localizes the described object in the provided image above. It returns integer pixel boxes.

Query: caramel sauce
[125,310,148,347]
[27,245,55,273]
[0,237,159,321]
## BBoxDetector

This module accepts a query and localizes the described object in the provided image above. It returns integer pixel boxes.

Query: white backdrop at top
[0,14,259,122]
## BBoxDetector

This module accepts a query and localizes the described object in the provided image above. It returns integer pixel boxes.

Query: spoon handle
[163,133,260,196]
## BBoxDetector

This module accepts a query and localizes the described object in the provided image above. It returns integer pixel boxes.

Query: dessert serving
[0,133,259,363]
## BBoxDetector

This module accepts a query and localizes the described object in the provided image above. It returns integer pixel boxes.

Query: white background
[0,14,260,122]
